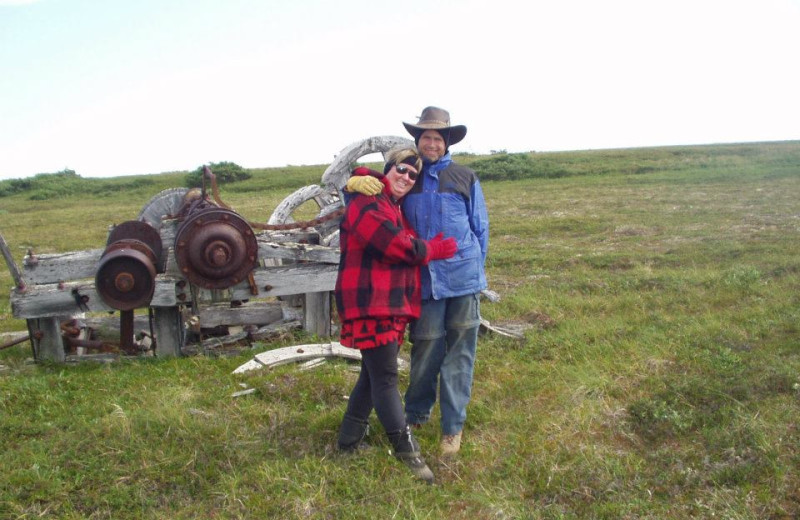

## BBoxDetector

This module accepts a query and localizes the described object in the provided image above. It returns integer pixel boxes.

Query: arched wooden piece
[138,188,191,228]
[267,185,329,225]
[232,341,408,373]
[232,342,361,373]
[320,135,414,190]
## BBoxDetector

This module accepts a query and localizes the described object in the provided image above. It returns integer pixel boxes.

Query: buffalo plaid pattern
[334,179,429,324]
[339,316,409,350]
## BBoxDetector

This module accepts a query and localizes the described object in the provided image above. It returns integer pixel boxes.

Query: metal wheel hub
[174,208,258,289]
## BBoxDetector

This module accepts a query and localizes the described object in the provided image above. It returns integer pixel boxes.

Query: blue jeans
[404,293,481,435]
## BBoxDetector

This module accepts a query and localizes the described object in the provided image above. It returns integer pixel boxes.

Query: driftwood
[479,318,525,339]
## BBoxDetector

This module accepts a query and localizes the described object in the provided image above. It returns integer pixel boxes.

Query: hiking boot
[337,414,369,452]
[440,431,462,456]
[387,426,435,484]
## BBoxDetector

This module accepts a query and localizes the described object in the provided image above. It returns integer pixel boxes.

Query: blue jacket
[402,152,489,300]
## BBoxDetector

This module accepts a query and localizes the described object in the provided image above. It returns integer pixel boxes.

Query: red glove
[425,232,457,261]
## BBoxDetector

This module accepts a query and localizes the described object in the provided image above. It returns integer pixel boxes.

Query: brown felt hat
[403,106,467,146]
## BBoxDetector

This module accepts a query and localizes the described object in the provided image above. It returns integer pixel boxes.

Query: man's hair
[384,147,422,174]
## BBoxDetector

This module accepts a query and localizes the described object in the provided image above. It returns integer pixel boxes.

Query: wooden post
[303,291,331,338]
[152,306,184,357]
[29,317,65,362]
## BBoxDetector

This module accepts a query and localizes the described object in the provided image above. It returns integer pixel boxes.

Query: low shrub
[185,161,251,188]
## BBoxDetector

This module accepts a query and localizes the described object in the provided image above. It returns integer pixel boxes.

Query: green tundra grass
[1,142,799,519]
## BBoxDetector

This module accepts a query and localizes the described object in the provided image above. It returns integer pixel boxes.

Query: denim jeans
[404,293,481,435]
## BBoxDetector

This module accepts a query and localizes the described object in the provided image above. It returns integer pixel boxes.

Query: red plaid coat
[335,171,429,322]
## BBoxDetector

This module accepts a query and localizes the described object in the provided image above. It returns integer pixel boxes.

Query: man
[347,106,489,455]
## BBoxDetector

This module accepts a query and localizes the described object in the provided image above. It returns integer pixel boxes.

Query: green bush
[470,152,571,181]
[185,161,251,188]
[0,169,161,199]
[0,169,87,199]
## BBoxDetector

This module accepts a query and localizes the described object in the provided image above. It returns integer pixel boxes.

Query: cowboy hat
[403,106,467,146]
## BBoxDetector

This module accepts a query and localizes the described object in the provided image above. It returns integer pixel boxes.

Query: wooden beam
[11,264,337,319]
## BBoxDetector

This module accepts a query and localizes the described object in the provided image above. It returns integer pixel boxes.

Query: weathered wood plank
[303,292,331,338]
[232,342,362,374]
[10,274,183,318]
[198,301,283,328]
[267,185,326,225]
[20,240,339,286]
[0,231,26,289]
[243,263,338,300]
[23,249,102,285]
[153,306,183,357]
[11,264,336,318]
[257,241,340,264]
[29,317,65,362]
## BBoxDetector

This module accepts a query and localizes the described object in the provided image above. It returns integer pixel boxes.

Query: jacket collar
[422,152,452,176]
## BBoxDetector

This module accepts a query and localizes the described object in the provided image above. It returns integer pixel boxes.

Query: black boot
[387,425,434,484]
[337,414,370,452]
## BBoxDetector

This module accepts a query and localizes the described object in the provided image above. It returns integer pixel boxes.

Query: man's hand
[346,175,383,196]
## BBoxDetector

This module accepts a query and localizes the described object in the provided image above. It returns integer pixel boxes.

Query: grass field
[1,142,799,518]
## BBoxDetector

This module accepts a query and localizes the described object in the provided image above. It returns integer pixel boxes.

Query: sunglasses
[395,164,419,181]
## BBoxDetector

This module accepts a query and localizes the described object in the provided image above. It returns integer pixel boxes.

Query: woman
[335,147,456,484]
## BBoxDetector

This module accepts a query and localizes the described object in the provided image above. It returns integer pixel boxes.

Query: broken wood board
[233,342,361,373]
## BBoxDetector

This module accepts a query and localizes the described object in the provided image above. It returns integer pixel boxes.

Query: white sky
[1,0,799,180]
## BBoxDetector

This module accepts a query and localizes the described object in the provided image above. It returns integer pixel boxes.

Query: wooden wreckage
[3,136,518,370]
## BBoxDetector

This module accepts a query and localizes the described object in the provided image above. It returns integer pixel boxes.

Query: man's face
[417,130,446,162]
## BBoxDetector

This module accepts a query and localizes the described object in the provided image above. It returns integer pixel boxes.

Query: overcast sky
[1,0,799,180]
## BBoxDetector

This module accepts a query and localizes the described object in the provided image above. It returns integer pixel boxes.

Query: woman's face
[385,162,418,199]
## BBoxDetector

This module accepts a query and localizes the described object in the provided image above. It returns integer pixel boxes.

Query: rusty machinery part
[95,220,162,311]
[95,241,158,310]
[203,165,232,210]
[1,334,31,351]
[202,166,343,232]
[106,220,163,266]
[174,206,259,289]
[250,206,345,231]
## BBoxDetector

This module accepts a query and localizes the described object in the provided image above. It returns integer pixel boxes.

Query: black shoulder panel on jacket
[438,163,478,199]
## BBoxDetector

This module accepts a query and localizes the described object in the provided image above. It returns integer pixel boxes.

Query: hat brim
[403,123,467,146]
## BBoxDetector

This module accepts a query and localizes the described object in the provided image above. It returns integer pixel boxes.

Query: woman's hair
[384,147,422,175]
